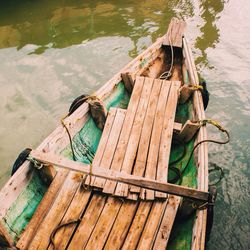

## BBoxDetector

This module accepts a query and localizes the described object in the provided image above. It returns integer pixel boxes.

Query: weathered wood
[37,164,56,186]
[47,188,92,250]
[93,108,126,189]
[102,77,144,194]
[16,170,69,250]
[68,194,107,249]
[130,79,162,194]
[0,220,14,247]
[104,201,138,250]
[143,80,171,200]
[179,119,200,143]
[28,172,81,249]
[29,150,209,202]
[85,107,117,186]
[155,81,181,198]
[137,201,167,250]
[173,122,182,134]
[121,73,135,93]
[85,197,122,250]
[179,85,194,103]
[115,77,153,197]
[163,18,186,48]
[122,201,153,250]
[153,196,181,250]
[183,37,208,250]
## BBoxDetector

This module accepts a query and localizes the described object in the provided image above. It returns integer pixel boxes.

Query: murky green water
[0,0,249,248]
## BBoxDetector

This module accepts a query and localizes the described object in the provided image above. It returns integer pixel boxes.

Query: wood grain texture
[85,107,117,186]
[155,81,181,198]
[130,79,162,194]
[153,196,181,250]
[102,77,144,194]
[16,170,68,250]
[28,172,81,249]
[143,80,171,200]
[115,77,153,197]
[93,108,126,189]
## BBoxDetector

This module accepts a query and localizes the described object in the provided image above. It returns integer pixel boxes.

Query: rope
[61,94,99,162]
[50,218,81,248]
[61,117,77,161]
[159,28,174,80]
[169,119,229,185]
[180,119,230,182]
[81,163,93,190]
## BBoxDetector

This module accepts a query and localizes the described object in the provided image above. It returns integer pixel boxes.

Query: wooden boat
[0,18,211,249]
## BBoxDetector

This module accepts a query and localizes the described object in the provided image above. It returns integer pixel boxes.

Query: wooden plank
[155,81,181,198]
[47,188,92,250]
[122,201,153,250]
[143,80,171,200]
[102,77,145,194]
[27,172,81,249]
[85,107,117,186]
[179,85,193,104]
[115,77,154,197]
[183,37,208,250]
[0,220,14,247]
[130,79,162,194]
[173,122,182,134]
[93,108,126,189]
[84,197,122,250]
[16,170,69,250]
[67,194,107,249]
[163,18,186,48]
[153,196,181,250]
[179,119,200,143]
[137,200,167,250]
[121,73,134,93]
[29,150,209,202]
[104,201,138,250]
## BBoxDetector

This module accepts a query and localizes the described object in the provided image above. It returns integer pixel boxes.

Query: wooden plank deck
[17,76,185,249]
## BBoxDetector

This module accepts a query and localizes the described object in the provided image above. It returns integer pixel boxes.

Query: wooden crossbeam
[29,150,209,202]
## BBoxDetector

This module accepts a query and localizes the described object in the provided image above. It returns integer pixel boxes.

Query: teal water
[0,0,249,249]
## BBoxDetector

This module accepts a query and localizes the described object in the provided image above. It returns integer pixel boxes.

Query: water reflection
[195,0,226,66]
[0,0,196,55]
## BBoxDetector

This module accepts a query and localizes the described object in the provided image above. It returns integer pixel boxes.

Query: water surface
[0,0,249,249]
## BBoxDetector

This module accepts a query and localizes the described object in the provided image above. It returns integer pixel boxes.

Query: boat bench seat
[87,76,181,200]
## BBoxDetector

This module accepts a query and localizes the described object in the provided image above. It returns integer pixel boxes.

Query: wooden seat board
[121,201,153,250]
[84,197,123,250]
[47,188,92,250]
[115,77,154,197]
[137,200,167,250]
[93,108,126,188]
[155,80,181,198]
[16,169,69,250]
[153,196,181,250]
[129,79,162,194]
[86,107,117,186]
[102,77,145,194]
[68,108,126,249]
[142,80,171,200]
[104,201,138,250]
[67,194,107,249]
[27,171,82,249]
